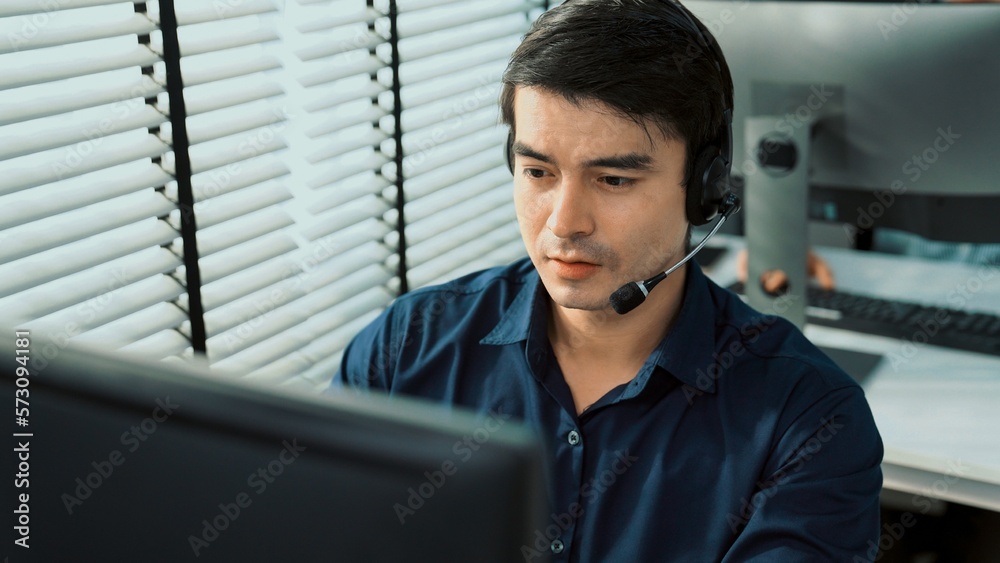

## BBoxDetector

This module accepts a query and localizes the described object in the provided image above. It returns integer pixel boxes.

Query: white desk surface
[702,236,1000,512]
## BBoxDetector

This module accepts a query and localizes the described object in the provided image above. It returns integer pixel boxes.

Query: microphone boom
[608,195,740,315]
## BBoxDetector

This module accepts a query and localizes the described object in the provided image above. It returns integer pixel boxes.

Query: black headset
[504,0,734,227]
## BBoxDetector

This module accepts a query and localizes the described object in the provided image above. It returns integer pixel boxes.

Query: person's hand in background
[735,249,836,295]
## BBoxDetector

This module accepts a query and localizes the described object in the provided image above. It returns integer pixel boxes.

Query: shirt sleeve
[722,385,884,562]
[327,306,397,394]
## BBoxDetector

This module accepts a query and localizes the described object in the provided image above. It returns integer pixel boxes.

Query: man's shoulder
[706,281,859,393]
[702,282,879,460]
[335,257,538,390]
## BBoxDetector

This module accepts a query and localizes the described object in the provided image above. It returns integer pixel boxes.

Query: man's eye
[602,176,635,188]
[523,168,546,179]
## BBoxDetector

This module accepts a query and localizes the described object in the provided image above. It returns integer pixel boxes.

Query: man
[333,1,883,560]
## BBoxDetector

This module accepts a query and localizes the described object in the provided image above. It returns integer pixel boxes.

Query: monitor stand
[744,115,811,328]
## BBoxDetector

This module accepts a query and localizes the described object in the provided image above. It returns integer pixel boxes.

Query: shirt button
[551,539,565,554]
[567,430,581,446]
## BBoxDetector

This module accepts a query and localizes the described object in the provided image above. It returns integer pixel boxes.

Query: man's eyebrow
[582,152,654,171]
[512,142,656,172]
[511,142,552,164]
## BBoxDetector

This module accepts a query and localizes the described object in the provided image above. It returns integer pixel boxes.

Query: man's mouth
[548,256,600,279]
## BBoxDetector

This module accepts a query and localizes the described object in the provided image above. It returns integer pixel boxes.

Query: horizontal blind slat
[201,257,307,315]
[1,45,160,90]
[392,146,503,187]
[400,132,503,181]
[392,136,505,183]
[307,130,389,165]
[0,104,166,161]
[204,243,390,339]
[187,135,287,176]
[72,301,189,348]
[174,0,279,26]
[180,27,280,57]
[186,81,284,116]
[392,0,466,13]
[0,163,171,230]
[0,0,145,18]
[305,105,387,140]
[396,17,526,64]
[310,176,392,215]
[308,197,391,240]
[295,30,384,62]
[198,233,300,285]
[398,82,499,131]
[1,134,170,197]
[189,159,290,202]
[300,217,392,252]
[399,59,505,109]
[406,189,512,245]
[408,222,522,289]
[185,104,287,146]
[397,37,519,86]
[393,1,539,38]
[2,190,176,263]
[181,55,282,87]
[303,81,385,114]
[408,165,510,204]
[196,208,295,257]
[0,75,164,128]
[120,330,192,360]
[296,7,380,33]
[209,265,394,367]
[406,204,516,264]
[195,183,292,230]
[207,309,307,365]
[400,106,499,155]
[0,13,157,55]
[298,54,383,89]
[307,152,390,189]
[31,276,185,340]
[202,239,390,313]
[385,169,509,251]
[249,304,383,387]
[0,247,183,325]
[0,220,179,298]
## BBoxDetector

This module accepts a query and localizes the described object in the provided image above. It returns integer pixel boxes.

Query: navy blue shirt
[333,258,883,562]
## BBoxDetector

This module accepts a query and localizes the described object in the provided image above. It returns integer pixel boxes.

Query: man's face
[512,86,690,312]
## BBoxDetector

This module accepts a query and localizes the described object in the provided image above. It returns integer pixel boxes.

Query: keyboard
[727,282,1000,356]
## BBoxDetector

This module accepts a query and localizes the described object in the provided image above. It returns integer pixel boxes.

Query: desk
[702,236,1000,513]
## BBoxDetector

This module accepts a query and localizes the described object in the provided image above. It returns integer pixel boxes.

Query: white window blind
[0,0,543,391]
[0,3,182,367]
[387,0,538,290]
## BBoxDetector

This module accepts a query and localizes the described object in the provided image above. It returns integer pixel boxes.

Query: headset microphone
[609,193,741,315]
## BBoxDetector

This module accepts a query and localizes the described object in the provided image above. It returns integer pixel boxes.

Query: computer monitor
[688,1,1000,244]
[1,341,546,562]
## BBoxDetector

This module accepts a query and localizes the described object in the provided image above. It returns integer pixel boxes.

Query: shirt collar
[646,261,719,394]
[479,269,541,346]
[480,262,718,393]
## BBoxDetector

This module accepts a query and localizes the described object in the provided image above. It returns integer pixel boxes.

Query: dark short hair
[499,0,733,190]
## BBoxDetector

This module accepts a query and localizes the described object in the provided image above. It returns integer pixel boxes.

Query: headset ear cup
[703,151,730,215]
[687,147,720,226]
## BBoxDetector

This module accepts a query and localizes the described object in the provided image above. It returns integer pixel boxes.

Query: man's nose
[546,177,595,239]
